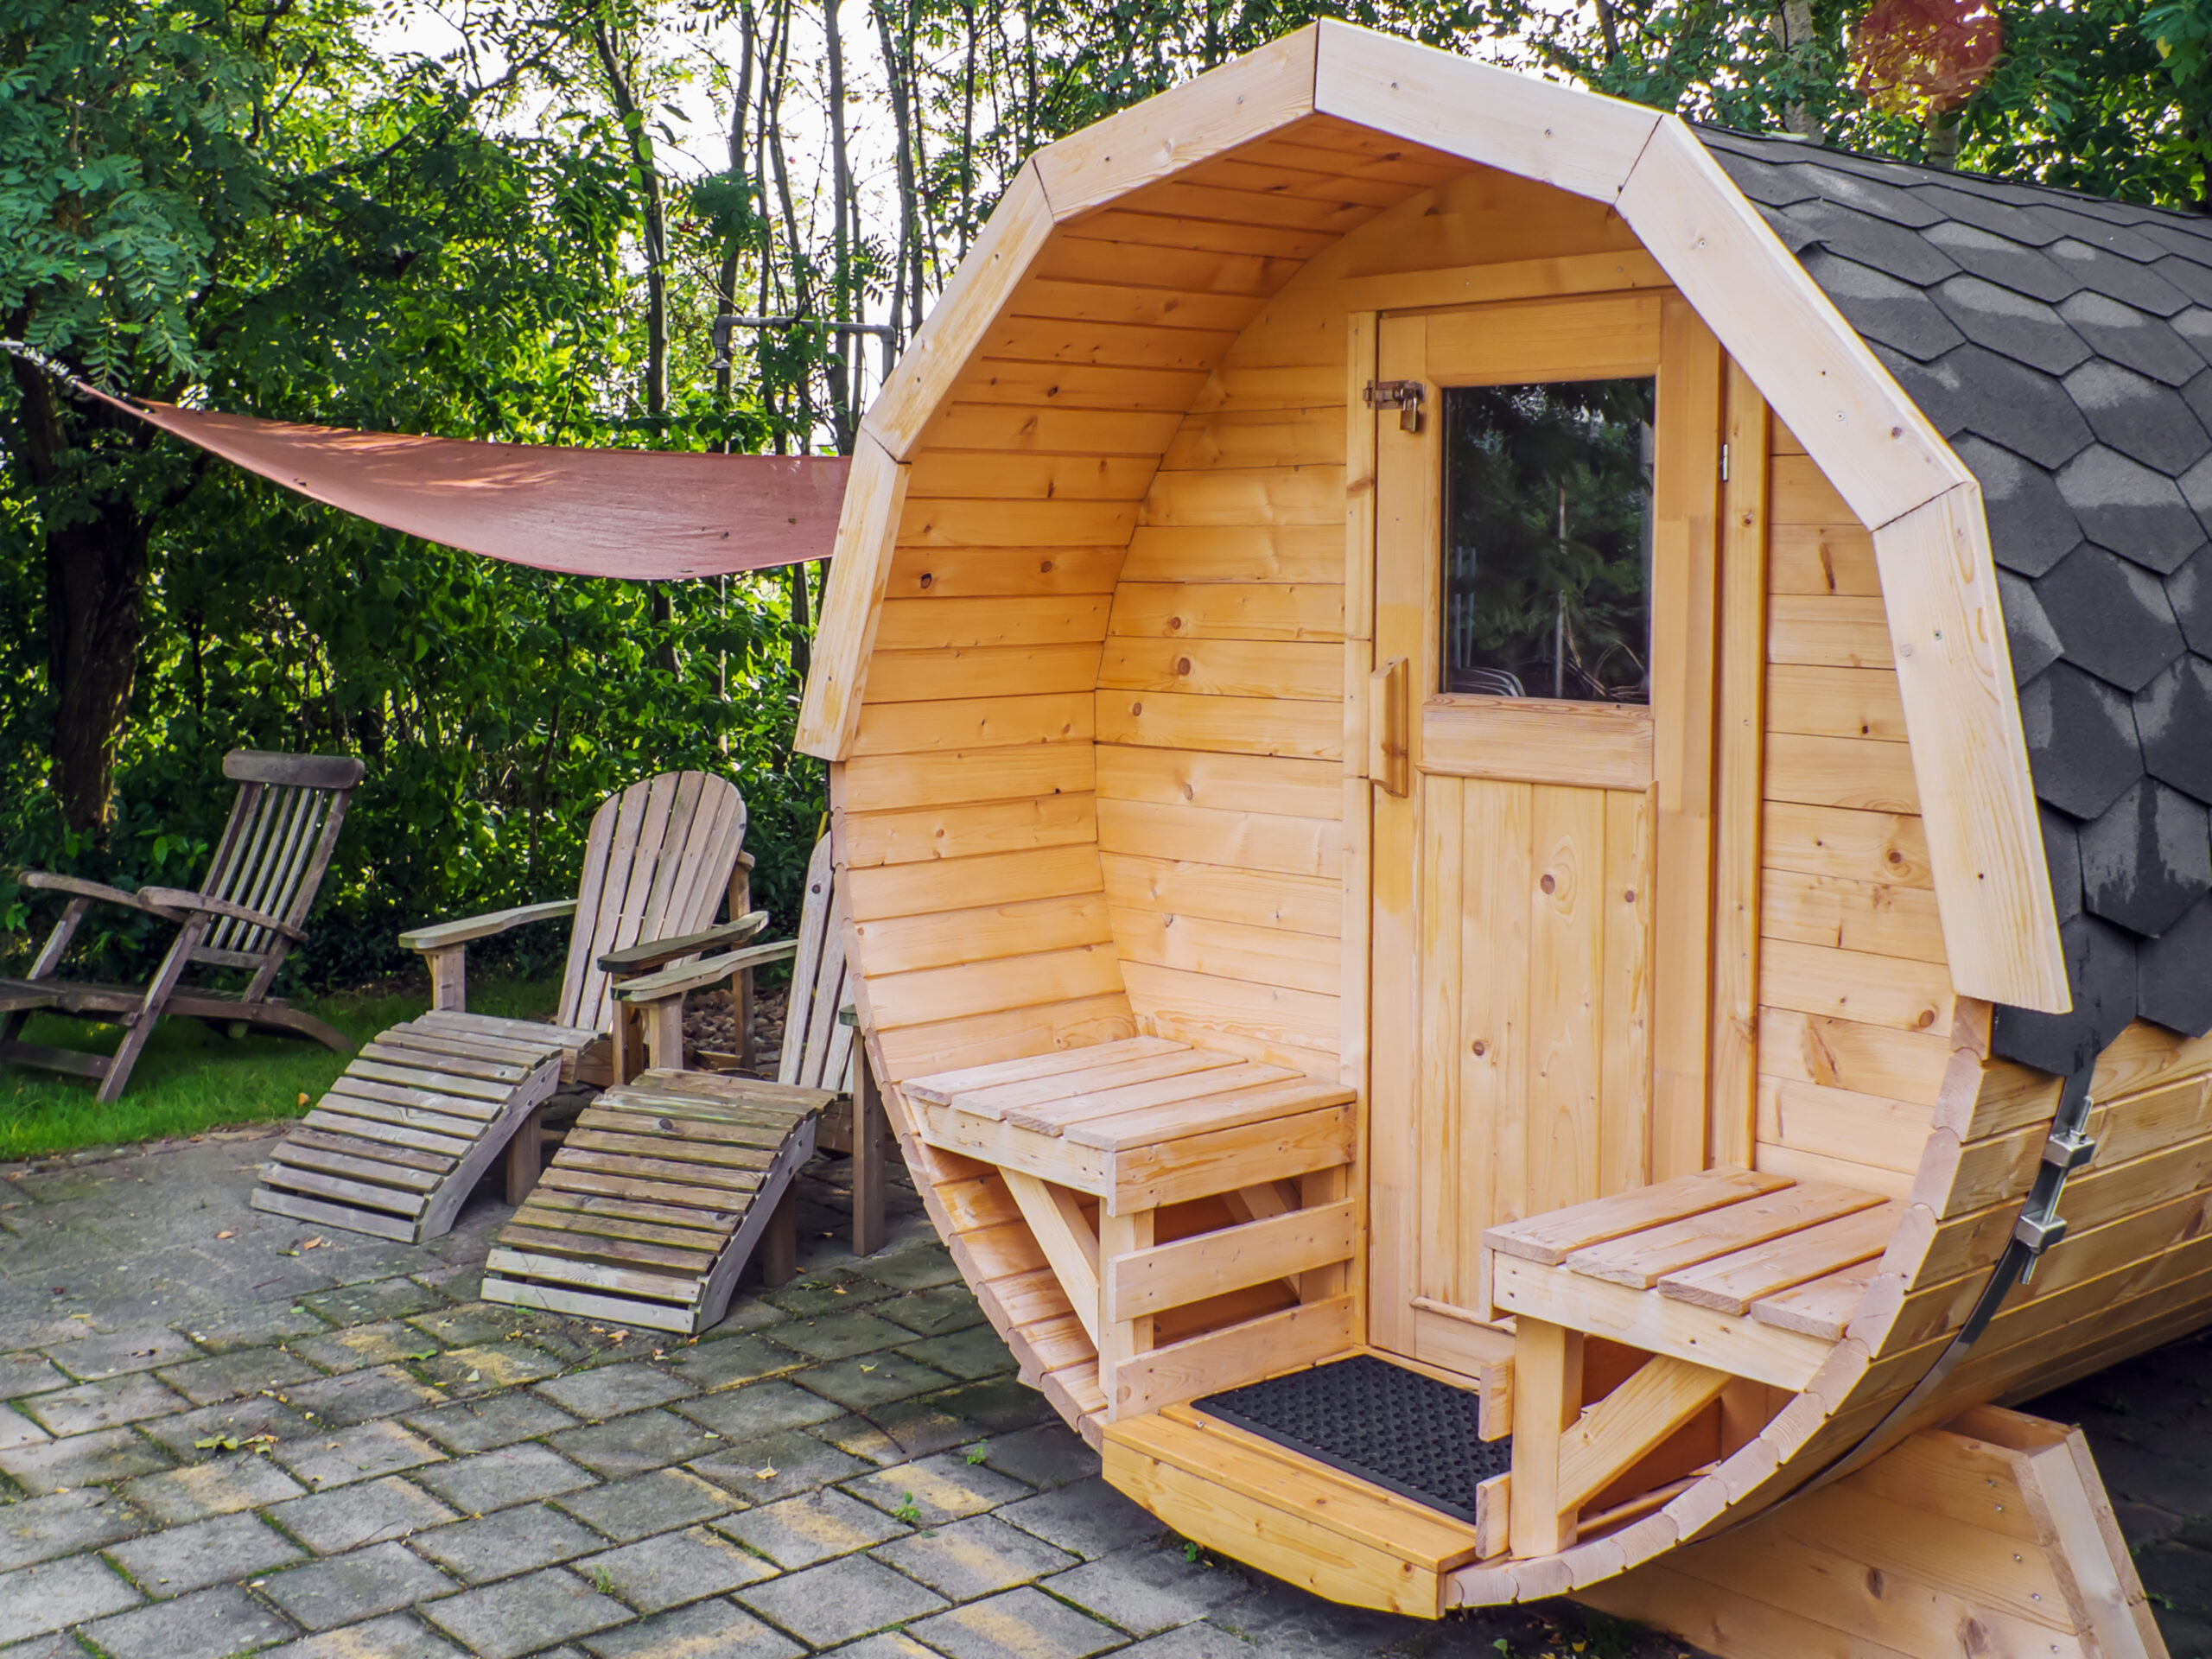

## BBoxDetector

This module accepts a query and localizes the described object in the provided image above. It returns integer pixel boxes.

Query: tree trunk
[823,0,856,452]
[45,500,151,834]
[1772,0,1821,138]
[592,20,669,420]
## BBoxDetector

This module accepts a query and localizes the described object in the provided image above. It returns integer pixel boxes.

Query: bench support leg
[1097,1206,1155,1423]
[504,1105,543,1206]
[1577,1405,2168,1659]
[1509,1317,1583,1557]
[761,1187,798,1287]
[852,1048,887,1257]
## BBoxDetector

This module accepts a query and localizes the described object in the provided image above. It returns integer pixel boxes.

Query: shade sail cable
[1,345,849,580]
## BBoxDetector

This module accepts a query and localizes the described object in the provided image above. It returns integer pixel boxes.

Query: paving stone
[996,1481,1168,1561]
[1046,1545,1246,1636]
[845,1452,1028,1526]
[798,1355,957,1414]
[772,1314,917,1363]
[0,1414,47,1456]
[418,1344,563,1397]
[551,1409,720,1480]
[402,1391,578,1455]
[300,1279,448,1328]
[535,1363,695,1421]
[275,1421,447,1491]
[107,1508,305,1597]
[676,1380,843,1440]
[0,1487,141,1574]
[122,1449,307,1524]
[257,1541,458,1631]
[268,1474,461,1555]
[0,1552,142,1642]
[144,1395,315,1459]
[553,1468,734,1543]
[874,1285,984,1339]
[765,1276,896,1320]
[690,1429,873,1502]
[156,1349,321,1408]
[814,1634,942,1659]
[43,1327,198,1382]
[0,1426,172,1493]
[712,1487,911,1568]
[0,1355,69,1402]
[411,1443,596,1515]
[977,1424,1098,1492]
[290,1324,438,1376]
[18,1373,190,1437]
[908,1586,1121,1659]
[286,1366,448,1429]
[180,1303,331,1356]
[922,1379,1050,1437]
[419,1567,631,1659]
[855,1249,963,1294]
[736,1554,947,1647]
[581,1597,803,1659]
[405,1306,537,1349]
[1112,1624,1264,1659]
[664,1337,805,1393]
[0,1633,92,1658]
[893,1328,1015,1382]
[873,1515,1077,1599]
[579,1525,778,1612]
[814,1400,976,1468]
[412,1502,608,1584]
[256,1612,466,1658]
[81,1582,295,1659]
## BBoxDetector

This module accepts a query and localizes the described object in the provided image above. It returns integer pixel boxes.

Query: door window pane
[1440,378,1656,702]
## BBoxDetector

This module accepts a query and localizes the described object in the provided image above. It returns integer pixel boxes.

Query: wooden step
[1103,1404,1502,1619]
[480,1069,836,1334]
[251,1014,570,1243]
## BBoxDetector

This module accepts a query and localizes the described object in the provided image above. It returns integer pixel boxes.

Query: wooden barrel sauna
[789,21,2212,1637]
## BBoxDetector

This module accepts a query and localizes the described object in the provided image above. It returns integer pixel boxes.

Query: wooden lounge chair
[476,836,879,1329]
[0,750,365,1103]
[251,770,760,1243]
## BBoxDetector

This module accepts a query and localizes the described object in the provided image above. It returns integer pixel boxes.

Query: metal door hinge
[1364,379,1425,432]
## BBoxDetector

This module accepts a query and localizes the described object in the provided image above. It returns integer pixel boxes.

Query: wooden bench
[1483,1167,1897,1556]
[906,1037,1359,1421]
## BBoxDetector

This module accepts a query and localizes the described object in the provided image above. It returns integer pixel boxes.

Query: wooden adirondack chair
[0,751,365,1103]
[606,834,887,1254]
[251,769,760,1243]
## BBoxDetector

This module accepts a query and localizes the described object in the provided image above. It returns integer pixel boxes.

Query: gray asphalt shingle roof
[1700,128,2212,1072]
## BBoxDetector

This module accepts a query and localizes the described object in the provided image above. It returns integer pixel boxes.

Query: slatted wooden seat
[480,1068,836,1333]
[251,1011,591,1242]
[906,1037,1360,1422]
[1482,1167,1898,1555]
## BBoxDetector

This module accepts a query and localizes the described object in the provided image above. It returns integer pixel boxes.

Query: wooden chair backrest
[558,771,747,1035]
[779,836,855,1095]
[192,751,367,981]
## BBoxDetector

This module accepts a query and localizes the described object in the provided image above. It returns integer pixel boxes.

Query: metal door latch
[1363,379,1426,432]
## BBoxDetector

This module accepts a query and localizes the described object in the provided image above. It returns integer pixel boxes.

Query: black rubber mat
[1192,1353,1510,1525]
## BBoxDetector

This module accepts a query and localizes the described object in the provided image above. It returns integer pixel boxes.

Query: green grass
[0,971,562,1162]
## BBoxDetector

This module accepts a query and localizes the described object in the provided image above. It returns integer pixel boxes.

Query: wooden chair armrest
[597,912,769,976]
[613,938,799,1004]
[138,887,305,943]
[18,872,187,919]
[737,849,756,870]
[399,899,577,952]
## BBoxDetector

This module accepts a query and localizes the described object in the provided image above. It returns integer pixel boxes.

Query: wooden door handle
[1370,657,1410,797]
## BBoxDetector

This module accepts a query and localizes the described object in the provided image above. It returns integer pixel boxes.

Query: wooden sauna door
[1366,294,1717,1372]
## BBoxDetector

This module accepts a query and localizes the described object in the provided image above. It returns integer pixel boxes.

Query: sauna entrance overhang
[796,16,2068,1020]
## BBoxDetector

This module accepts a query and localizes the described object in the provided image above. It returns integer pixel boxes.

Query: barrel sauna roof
[1702,130,2212,1074]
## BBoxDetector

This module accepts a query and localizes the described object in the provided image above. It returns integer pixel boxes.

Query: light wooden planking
[902,453,1159,503]
[882,543,1123,600]
[1095,690,1343,760]
[1010,278,1269,335]
[898,497,1139,550]
[1767,594,1894,670]
[1098,637,1343,701]
[1119,961,1340,1077]
[872,595,1113,652]
[1417,699,1651,791]
[1098,798,1342,880]
[841,794,1099,869]
[1095,745,1342,818]
[867,944,1128,1032]
[1121,524,1343,583]
[837,746,1094,816]
[1757,1078,1934,1176]
[1765,664,1907,743]
[1760,938,1953,1035]
[1163,408,1346,470]
[1109,582,1344,641]
[849,692,1095,757]
[865,644,1104,703]
[795,433,911,761]
[842,845,1107,924]
[1763,802,1933,890]
[916,404,1185,455]
[853,893,1115,977]
[1768,523,1879,595]
[1103,855,1340,939]
[1764,733,1921,815]
[1109,906,1340,999]
[1141,465,1346,528]
[1760,868,1946,964]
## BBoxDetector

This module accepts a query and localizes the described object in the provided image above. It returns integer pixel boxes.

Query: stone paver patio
[3,1128,2208,1658]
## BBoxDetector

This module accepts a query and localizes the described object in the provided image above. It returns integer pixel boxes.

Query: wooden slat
[1417,699,1651,790]
[906,1036,1187,1104]
[1659,1201,1898,1314]
[1564,1179,1885,1289]
[949,1048,1243,1118]
[1109,582,1344,642]
[1003,1062,1298,1135]
[1484,1168,1791,1267]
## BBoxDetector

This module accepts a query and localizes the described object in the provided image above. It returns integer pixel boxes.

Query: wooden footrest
[480,1069,836,1334]
[251,1013,572,1243]
[1104,1406,1500,1618]
[906,1037,1357,1212]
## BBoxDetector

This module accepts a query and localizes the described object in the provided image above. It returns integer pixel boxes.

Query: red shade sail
[87,387,850,580]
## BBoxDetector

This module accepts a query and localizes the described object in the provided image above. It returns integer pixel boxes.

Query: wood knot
[1471,1039,1487,1058]
[1175,657,1193,677]
[1540,873,1556,895]
[917,572,933,589]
